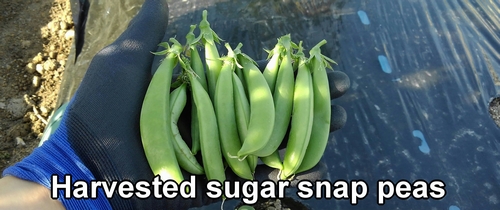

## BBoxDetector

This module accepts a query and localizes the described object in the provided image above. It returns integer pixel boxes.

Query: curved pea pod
[281,57,314,180]
[169,83,205,175]
[297,40,335,173]
[236,53,275,158]
[187,67,226,183]
[215,59,253,180]
[140,48,183,183]
[260,150,283,170]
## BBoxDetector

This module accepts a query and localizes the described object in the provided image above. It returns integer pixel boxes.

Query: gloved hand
[2,0,350,209]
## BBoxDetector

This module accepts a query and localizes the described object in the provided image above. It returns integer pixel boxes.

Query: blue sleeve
[2,114,112,210]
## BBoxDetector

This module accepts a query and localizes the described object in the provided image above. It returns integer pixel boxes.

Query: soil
[0,0,73,172]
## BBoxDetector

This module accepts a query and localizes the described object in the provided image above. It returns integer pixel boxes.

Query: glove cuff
[2,115,112,210]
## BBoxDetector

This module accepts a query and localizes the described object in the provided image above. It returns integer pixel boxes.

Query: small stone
[36,64,44,74]
[49,51,57,59]
[15,137,26,146]
[32,76,41,88]
[65,29,75,40]
[5,64,11,70]
[49,44,57,51]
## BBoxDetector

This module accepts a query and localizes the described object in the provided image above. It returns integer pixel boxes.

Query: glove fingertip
[328,71,350,99]
[330,104,347,132]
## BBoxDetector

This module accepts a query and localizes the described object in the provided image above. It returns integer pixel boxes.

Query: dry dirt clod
[32,53,43,64]
[25,63,36,74]
[43,60,56,71]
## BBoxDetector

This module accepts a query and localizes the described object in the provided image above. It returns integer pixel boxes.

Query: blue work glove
[3,0,351,209]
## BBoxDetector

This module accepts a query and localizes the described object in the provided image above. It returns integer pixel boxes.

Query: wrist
[0,176,65,210]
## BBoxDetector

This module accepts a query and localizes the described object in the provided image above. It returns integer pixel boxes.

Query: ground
[0,0,73,172]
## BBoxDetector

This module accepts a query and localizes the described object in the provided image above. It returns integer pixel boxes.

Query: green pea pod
[260,150,283,170]
[234,45,275,158]
[297,40,336,173]
[281,55,314,180]
[215,58,253,180]
[232,72,250,143]
[253,35,294,157]
[140,43,183,183]
[185,59,226,183]
[170,83,205,175]
[232,72,259,173]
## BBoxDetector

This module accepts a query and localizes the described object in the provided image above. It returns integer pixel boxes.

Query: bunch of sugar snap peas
[140,10,336,185]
